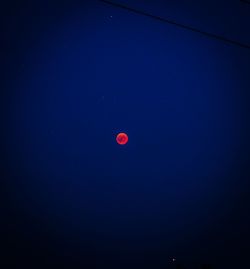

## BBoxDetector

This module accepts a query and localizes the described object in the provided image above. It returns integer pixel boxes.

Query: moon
[116,132,128,145]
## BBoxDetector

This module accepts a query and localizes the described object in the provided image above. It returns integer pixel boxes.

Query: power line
[99,0,250,50]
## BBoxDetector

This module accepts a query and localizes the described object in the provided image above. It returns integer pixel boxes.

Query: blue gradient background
[1,0,250,268]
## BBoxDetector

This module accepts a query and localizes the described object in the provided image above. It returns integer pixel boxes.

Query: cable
[99,0,250,50]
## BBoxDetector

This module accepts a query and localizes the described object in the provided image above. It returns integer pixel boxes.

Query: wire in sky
[99,0,250,50]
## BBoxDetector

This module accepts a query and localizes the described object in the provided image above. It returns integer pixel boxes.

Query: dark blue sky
[1,1,250,268]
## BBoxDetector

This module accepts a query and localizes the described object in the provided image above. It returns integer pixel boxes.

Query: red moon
[116,132,128,145]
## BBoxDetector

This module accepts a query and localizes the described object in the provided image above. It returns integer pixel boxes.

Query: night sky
[1,0,250,268]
